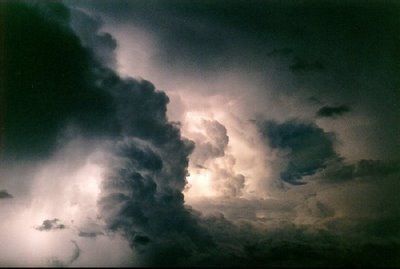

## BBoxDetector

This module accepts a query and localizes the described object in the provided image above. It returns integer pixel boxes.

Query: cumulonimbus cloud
[2,1,400,267]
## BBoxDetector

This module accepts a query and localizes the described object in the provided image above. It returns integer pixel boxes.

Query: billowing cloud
[191,120,229,164]
[1,1,203,265]
[183,118,250,199]
[99,136,217,265]
[76,0,400,161]
[2,1,116,160]
[2,0,400,267]
[259,120,338,184]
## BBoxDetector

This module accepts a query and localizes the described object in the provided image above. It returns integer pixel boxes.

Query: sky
[0,0,399,267]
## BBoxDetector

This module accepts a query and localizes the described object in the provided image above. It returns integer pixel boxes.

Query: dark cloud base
[35,218,66,232]
[0,189,13,199]
[317,105,351,118]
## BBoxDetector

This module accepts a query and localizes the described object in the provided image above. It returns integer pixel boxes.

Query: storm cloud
[2,0,400,267]
[317,105,351,118]
[259,120,338,184]
[1,1,207,265]
[2,1,117,161]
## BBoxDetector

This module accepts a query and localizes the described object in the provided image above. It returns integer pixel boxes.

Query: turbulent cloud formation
[2,0,400,267]
[2,1,116,161]
[185,119,247,198]
[2,1,215,266]
[192,120,229,163]
[259,120,338,184]
[1,1,201,266]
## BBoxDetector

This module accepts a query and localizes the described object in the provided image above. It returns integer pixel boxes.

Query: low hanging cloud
[317,105,351,118]
[35,218,66,231]
[318,158,400,182]
[78,231,104,238]
[0,190,13,199]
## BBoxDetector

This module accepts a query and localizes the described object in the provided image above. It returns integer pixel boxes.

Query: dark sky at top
[73,0,400,160]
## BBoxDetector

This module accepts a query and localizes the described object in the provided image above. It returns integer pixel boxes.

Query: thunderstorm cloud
[1,0,399,267]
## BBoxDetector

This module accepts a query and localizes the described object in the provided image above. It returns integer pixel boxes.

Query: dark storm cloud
[133,234,151,245]
[1,1,117,161]
[320,159,400,182]
[3,3,213,265]
[176,212,400,267]
[258,118,399,184]
[35,218,66,231]
[0,190,13,199]
[94,77,206,265]
[317,105,351,118]
[68,1,400,266]
[69,7,117,67]
[354,159,400,178]
[4,1,400,267]
[70,0,400,160]
[259,120,338,184]
[70,0,400,76]
[99,137,216,265]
